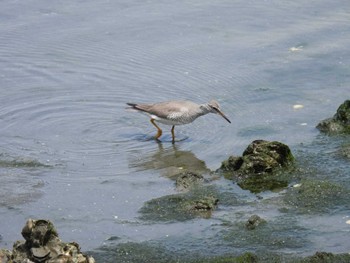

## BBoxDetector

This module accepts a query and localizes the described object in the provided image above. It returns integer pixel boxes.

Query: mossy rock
[219,140,294,193]
[139,186,219,222]
[237,174,289,193]
[301,251,350,263]
[189,252,259,263]
[284,179,350,213]
[317,100,350,134]
[220,140,294,175]
[245,215,267,230]
[337,143,350,160]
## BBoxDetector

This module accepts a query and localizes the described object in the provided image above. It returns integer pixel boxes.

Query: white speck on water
[289,46,303,52]
[293,104,304,110]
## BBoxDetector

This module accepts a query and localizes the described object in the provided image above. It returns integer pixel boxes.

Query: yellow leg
[171,125,175,143]
[150,119,162,140]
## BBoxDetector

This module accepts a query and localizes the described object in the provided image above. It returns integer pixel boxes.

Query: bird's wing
[147,101,194,119]
[127,101,197,119]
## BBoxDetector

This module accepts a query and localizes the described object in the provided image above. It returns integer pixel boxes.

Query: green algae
[222,215,307,251]
[0,155,51,168]
[138,186,219,222]
[91,240,350,263]
[317,100,350,135]
[139,185,240,222]
[284,179,350,214]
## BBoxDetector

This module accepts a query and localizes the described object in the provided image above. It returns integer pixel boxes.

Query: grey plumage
[126,99,231,142]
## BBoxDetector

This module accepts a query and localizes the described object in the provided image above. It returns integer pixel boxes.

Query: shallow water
[0,0,350,259]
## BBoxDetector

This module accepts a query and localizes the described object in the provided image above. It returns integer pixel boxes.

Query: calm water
[1,0,350,259]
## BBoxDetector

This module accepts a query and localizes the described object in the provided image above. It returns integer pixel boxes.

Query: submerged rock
[139,186,219,222]
[338,143,350,160]
[245,215,266,230]
[284,179,350,213]
[219,140,294,193]
[317,100,350,134]
[303,251,350,263]
[175,171,204,191]
[0,219,95,263]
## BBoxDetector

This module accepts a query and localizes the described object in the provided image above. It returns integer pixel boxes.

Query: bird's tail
[125,103,138,112]
[126,102,138,109]
[125,103,150,113]
[126,103,145,113]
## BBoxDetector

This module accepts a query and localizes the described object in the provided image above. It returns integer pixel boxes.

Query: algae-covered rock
[237,174,289,194]
[175,171,204,191]
[284,179,350,213]
[220,140,294,175]
[338,143,350,160]
[245,215,266,230]
[317,100,350,134]
[219,140,294,193]
[2,219,95,263]
[139,187,219,222]
[302,251,350,263]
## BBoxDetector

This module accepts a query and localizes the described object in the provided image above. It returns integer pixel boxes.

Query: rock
[219,140,294,193]
[317,100,350,134]
[220,156,244,172]
[175,171,204,191]
[338,143,350,160]
[139,186,219,222]
[0,249,11,263]
[21,219,59,247]
[245,215,266,230]
[221,140,294,175]
[304,251,350,262]
[1,219,95,263]
[188,195,218,212]
[284,179,350,213]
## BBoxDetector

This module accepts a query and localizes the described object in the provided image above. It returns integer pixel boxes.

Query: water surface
[0,0,349,259]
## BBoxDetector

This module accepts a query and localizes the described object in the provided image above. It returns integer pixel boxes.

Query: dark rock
[21,219,58,247]
[317,100,350,134]
[219,140,294,193]
[0,219,95,263]
[245,215,266,230]
[220,156,244,172]
[221,140,294,175]
[335,100,350,123]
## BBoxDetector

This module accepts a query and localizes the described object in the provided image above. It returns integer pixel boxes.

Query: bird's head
[207,100,231,123]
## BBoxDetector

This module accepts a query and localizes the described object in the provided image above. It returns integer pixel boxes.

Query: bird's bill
[217,110,231,123]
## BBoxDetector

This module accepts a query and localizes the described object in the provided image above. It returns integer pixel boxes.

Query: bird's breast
[152,112,197,126]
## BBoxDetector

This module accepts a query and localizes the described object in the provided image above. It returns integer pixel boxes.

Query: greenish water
[0,0,349,261]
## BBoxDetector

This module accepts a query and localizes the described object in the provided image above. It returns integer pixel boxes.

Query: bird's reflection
[128,142,211,178]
